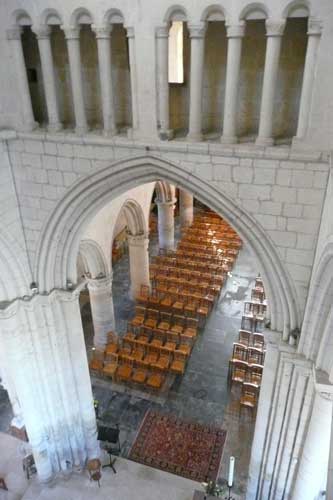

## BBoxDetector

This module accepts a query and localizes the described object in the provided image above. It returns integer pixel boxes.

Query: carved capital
[155,26,169,39]
[127,233,149,247]
[307,18,323,36]
[33,25,51,40]
[126,27,135,39]
[265,19,286,37]
[87,274,113,293]
[6,27,22,41]
[188,23,207,39]
[62,26,80,40]
[92,25,112,39]
[226,22,245,38]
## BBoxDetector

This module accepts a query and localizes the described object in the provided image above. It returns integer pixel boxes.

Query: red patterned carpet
[128,410,227,482]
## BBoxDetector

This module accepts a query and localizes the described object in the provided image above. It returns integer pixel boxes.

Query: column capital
[307,18,323,36]
[127,232,149,246]
[87,273,113,292]
[126,26,135,39]
[226,22,245,38]
[155,26,169,38]
[32,25,51,39]
[265,19,286,37]
[6,27,22,40]
[62,26,81,40]
[155,197,177,206]
[188,23,207,39]
[92,24,112,39]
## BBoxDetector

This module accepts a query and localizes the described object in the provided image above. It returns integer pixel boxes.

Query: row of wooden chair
[129,308,199,338]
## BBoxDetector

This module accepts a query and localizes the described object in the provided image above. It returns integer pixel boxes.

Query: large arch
[298,240,333,367]
[34,155,299,339]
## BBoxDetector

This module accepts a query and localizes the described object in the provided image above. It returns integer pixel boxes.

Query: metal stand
[102,450,117,474]
[224,485,235,500]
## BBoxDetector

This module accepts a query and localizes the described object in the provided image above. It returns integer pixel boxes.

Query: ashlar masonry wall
[4,134,329,321]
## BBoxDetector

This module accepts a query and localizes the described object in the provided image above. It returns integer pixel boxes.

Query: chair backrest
[93,349,105,361]
[253,332,265,347]
[232,342,248,361]
[239,329,251,346]
[247,347,264,364]
[135,305,146,316]
[241,382,258,401]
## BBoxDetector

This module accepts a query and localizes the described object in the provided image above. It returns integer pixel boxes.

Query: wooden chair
[248,363,264,388]
[150,329,165,347]
[164,331,179,351]
[103,353,118,380]
[231,342,248,362]
[87,458,102,487]
[157,312,172,331]
[131,360,148,385]
[248,346,265,365]
[89,349,105,374]
[137,326,152,344]
[239,382,258,418]
[230,360,248,387]
[170,351,187,375]
[116,356,133,382]
[253,332,265,349]
[136,284,150,304]
[170,315,185,335]
[144,345,160,365]
[144,309,159,329]
[182,317,199,340]
[130,306,146,328]
[241,315,255,332]
[151,348,171,371]
[239,329,251,347]
[146,366,165,391]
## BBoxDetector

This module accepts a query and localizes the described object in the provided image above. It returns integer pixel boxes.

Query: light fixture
[30,282,38,294]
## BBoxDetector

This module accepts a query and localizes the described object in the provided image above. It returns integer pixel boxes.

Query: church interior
[0,1,333,499]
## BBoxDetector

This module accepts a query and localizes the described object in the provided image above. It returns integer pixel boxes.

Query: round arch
[69,7,94,27]
[39,8,63,26]
[200,4,226,22]
[78,239,108,279]
[155,180,175,203]
[115,199,147,238]
[11,9,32,26]
[34,154,299,339]
[239,2,269,20]
[282,0,310,19]
[103,8,125,25]
[163,5,188,23]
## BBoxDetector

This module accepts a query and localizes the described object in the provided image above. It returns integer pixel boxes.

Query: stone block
[19,181,42,198]
[286,248,314,266]
[26,167,47,184]
[287,218,318,234]
[217,182,238,198]
[241,199,260,213]
[260,201,282,215]
[73,144,95,159]
[47,170,63,186]
[255,158,279,169]
[280,160,305,170]
[276,170,292,186]
[93,146,115,161]
[254,168,275,185]
[233,166,253,183]
[277,217,287,230]
[302,205,322,219]
[268,230,297,248]
[24,140,44,155]
[64,172,78,187]
[43,142,58,155]
[239,158,253,167]
[57,157,73,172]
[255,214,277,230]
[41,198,56,211]
[297,189,324,206]
[283,203,303,217]
[213,164,232,182]
[271,186,297,203]
[43,184,58,200]
[57,143,74,157]
[8,139,24,152]
[21,153,42,168]
[42,155,58,170]
[211,155,239,166]
[313,171,329,188]
[193,164,213,180]
[296,234,316,250]
[286,262,311,283]
[291,171,314,188]
[186,152,211,163]
[238,184,271,200]
[73,158,92,174]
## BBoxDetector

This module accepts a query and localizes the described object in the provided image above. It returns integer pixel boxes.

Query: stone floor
[82,228,257,498]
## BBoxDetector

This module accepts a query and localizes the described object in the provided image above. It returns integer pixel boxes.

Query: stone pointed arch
[117,199,147,237]
[34,154,299,339]
[78,240,108,279]
[298,240,333,366]
[155,180,175,203]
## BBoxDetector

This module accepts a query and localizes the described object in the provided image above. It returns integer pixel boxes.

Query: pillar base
[75,125,89,135]
[186,132,203,142]
[48,122,63,133]
[103,127,117,137]
[255,136,274,146]
[159,129,174,141]
[221,134,238,145]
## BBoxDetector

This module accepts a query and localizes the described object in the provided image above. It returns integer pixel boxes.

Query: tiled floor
[82,225,258,498]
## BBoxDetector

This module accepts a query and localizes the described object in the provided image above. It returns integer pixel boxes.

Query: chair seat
[105,343,118,355]
[117,365,132,380]
[173,301,184,311]
[146,373,164,389]
[144,353,159,364]
[150,339,163,347]
[164,341,176,351]
[152,357,170,370]
[158,321,170,331]
[171,325,183,334]
[145,319,158,329]
[132,369,147,384]
[182,327,197,338]
[132,350,144,361]
[89,359,103,372]
[240,395,256,408]
[131,317,144,327]
[170,360,186,375]
[160,297,172,307]
[177,344,191,356]
[103,363,117,377]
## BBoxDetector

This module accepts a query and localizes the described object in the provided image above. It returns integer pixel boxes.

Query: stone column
[87,274,115,348]
[127,233,150,299]
[34,26,62,132]
[256,19,286,146]
[179,189,193,228]
[93,25,117,136]
[0,291,99,482]
[221,23,245,144]
[126,27,139,136]
[292,388,332,500]
[187,23,206,142]
[6,27,37,132]
[156,26,173,140]
[293,19,322,143]
[63,27,88,134]
[157,199,176,251]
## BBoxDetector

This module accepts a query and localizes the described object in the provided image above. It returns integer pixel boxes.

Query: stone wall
[5,135,329,319]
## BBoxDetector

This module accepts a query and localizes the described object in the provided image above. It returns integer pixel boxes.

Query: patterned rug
[128,410,227,482]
